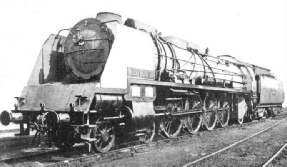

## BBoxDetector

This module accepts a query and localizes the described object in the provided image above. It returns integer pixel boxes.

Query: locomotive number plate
[127,67,155,80]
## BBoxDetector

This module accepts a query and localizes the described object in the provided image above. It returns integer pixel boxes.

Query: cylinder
[41,111,70,127]
[58,113,70,123]
[0,110,23,126]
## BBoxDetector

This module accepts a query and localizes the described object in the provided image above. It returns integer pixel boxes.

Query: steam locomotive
[0,12,284,152]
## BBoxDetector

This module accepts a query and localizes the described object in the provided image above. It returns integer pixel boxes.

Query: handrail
[157,54,242,76]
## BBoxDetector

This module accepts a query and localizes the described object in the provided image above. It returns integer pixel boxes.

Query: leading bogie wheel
[52,127,75,151]
[160,116,183,138]
[91,117,115,153]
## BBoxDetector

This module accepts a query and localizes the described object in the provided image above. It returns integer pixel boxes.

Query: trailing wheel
[203,93,218,131]
[217,94,230,128]
[91,117,115,153]
[160,115,183,138]
[184,95,203,134]
[237,117,244,124]
[234,95,248,125]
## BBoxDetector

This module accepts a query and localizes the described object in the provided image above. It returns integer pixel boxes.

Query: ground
[1,117,287,166]
[99,119,287,167]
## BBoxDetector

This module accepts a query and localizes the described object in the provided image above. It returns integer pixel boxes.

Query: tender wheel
[91,117,115,153]
[217,94,230,128]
[160,116,183,138]
[140,122,155,143]
[184,113,203,134]
[203,93,218,130]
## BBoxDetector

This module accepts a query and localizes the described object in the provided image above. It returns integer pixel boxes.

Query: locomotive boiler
[0,12,284,152]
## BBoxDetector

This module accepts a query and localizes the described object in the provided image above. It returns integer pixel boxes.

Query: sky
[0,0,286,114]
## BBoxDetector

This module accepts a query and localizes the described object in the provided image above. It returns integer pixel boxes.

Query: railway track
[183,118,286,167]
[1,112,287,167]
[0,132,47,150]
[262,143,287,167]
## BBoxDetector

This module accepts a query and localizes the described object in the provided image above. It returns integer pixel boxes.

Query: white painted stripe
[183,119,286,167]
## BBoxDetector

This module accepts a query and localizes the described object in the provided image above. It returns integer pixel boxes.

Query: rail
[262,143,287,167]
[183,118,286,167]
